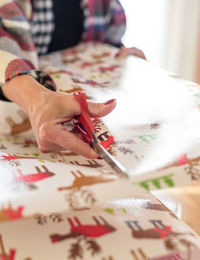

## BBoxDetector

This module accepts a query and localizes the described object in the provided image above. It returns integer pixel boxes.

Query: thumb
[87,99,116,117]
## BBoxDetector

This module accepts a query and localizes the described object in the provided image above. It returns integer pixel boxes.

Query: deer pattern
[99,65,120,72]
[13,165,55,183]
[57,170,116,191]
[0,235,32,260]
[48,69,73,76]
[71,77,109,88]
[160,154,200,181]
[125,219,192,240]
[0,203,24,222]
[50,216,116,243]
[69,160,103,168]
[0,144,7,150]
[80,60,103,68]
[92,52,111,59]
[101,257,115,260]
[97,131,115,149]
[13,139,38,148]
[130,249,148,260]
[125,219,197,257]
[0,235,16,260]
[0,154,37,161]
[6,110,31,135]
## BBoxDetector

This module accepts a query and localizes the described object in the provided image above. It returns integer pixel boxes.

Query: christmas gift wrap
[0,43,200,259]
[0,193,200,260]
[0,43,200,215]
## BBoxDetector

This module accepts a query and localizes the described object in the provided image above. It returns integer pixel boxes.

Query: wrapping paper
[0,42,200,259]
[1,193,200,260]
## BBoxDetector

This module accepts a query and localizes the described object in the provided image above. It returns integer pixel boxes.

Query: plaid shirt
[0,0,126,97]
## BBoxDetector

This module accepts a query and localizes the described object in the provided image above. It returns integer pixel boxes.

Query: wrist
[2,75,50,115]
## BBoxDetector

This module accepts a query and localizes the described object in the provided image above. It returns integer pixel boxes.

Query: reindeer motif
[161,154,188,170]
[0,235,16,260]
[125,220,192,239]
[48,70,73,76]
[92,118,102,133]
[57,170,116,191]
[164,238,196,260]
[13,166,55,183]
[0,154,37,161]
[13,139,37,148]
[92,52,111,59]
[0,203,24,222]
[131,249,148,260]
[97,131,115,149]
[72,78,98,86]
[126,221,197,259]
[80,60,103,68]
[6,110,31,135]
[70,160,103,168]
[107,143,118,156]
[61,46,85,57]
[102,257,114,260]
[125,218,197,258]
[0,144,7,150]
[161,154,200,181]
[72,78,109,88]
[50,216,116,243]
[62,57,80,64]
[99,65,119,72]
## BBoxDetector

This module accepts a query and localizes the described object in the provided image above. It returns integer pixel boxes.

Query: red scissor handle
[73,92,95,144]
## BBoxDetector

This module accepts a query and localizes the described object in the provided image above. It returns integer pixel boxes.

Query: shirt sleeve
[0,0,56,102]
[82,0,126,48]
[104,0,126,47]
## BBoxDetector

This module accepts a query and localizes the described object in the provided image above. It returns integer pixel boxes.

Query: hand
[2,75,116,158]
[116,46,146,60]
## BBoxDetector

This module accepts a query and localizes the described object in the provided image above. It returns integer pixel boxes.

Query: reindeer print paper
[1,43,200,214]
[1,42,200,259]
[0,193,200,260]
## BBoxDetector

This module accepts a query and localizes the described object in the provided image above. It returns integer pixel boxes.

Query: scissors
[73,92,128,178]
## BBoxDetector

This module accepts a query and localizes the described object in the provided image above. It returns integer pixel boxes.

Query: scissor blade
[92,132,128,178]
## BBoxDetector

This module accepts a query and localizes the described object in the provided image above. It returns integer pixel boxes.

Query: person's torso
[31,0,83,55]
[48,0,83,53]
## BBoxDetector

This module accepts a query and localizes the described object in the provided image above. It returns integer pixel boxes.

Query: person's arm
[0,1,117,158]
[104,0,146,59]
[0,0,56,101]
[2,74,116,158]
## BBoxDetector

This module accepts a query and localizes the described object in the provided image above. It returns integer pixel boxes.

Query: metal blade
[92,132,128,178]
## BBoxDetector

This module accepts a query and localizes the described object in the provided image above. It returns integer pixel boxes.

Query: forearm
[2,75,50,115]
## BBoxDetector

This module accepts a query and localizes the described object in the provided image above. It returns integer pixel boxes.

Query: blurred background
[121,0,200,83]
[121,0,200,235]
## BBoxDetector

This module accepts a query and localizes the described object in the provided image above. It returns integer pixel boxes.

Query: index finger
[50,127,98,159]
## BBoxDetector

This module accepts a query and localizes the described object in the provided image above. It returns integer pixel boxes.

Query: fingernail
[104,99,115,105]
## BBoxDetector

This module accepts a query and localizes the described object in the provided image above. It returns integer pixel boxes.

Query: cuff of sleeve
[0,70,57,102]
